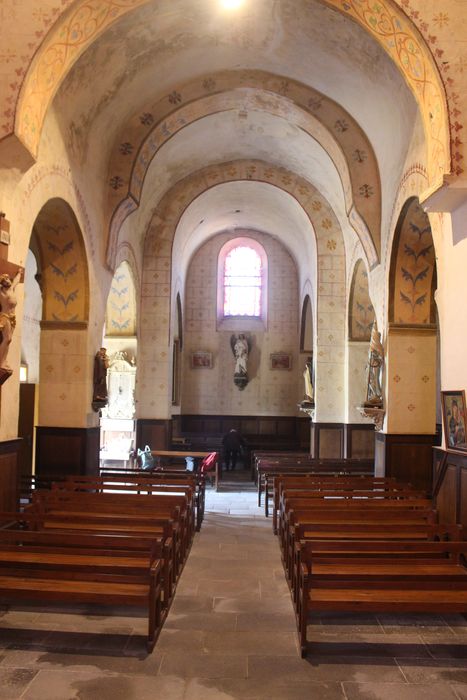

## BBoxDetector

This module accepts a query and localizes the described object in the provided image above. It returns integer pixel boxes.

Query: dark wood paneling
[375,432,438,491]
[344,424,375,459]
[173,415,309,452]
[437,465,458,524]
[311,423,345,459]
[17,383,36,477]
[0,439,22,511]
[136,419,172,451]
[35,427,99,476]
[433,447,467,527]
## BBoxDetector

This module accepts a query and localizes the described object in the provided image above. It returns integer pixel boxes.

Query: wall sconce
[19,363,28,383]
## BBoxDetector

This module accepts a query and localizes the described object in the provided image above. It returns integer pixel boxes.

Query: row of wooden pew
[270,470,467,658]
[21,467,206,531]
[252,450,374,508]
[1,470,203,651]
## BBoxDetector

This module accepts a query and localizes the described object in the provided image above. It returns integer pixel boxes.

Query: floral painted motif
[392,199,436,325]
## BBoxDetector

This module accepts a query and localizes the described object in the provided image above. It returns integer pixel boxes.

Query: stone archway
[105,70,381,267]
[138,159,347,424]
[29,197,90,430]
[384,197,438,487]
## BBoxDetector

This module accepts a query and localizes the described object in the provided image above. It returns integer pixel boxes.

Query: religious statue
[230,333,251,390]
[303,358,314,403]
[0,270,22,385]
[365,321,384,408]
[92,347,109,411]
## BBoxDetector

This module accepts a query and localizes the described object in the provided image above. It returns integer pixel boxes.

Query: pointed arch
[105,261,137,337]
[389,197,437,326]
[300,295,313,354]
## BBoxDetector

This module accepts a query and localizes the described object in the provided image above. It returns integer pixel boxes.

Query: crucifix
[0,213,25,386]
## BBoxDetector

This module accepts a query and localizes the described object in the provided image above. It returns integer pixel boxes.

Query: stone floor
[1,475,467,699]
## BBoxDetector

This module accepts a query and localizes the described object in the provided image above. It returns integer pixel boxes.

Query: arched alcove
[389,198,437,326]
[28,198,90,432]
[300,295,313,354]
[346,258,375,431]
[386,198,439,487]
[100,260,138,468]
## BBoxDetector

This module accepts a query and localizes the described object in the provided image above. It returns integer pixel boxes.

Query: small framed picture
[441,390,467,452]
[270,352,292,370]
[191,351,213,369]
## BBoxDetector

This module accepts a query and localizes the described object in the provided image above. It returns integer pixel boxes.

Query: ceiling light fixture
[221,0,243,9]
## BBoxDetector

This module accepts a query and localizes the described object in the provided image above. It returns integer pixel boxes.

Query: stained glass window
[224,246,262,317]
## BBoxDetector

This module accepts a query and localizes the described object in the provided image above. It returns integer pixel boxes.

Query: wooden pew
[37,488,195,556]
[0,529,164,652]
[63,473,205,532]
[280,503,437,577]
[29,489,191,583]
[297,539,467,657]
[0,509,177,606]
[289,522,463,602]
[98,469,206,530]
[255,456,374,506]
[271,476,415,532]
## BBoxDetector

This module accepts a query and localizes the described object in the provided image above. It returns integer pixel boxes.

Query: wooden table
[151,451,220,490]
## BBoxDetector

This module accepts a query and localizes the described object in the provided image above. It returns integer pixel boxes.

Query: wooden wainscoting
[0,439,22,510]
[136,419,172,451]
[35,427,100,476]
[432,447,467,526]
[310,423,375,459]
[171,415,309,453]
[375,432,440,491]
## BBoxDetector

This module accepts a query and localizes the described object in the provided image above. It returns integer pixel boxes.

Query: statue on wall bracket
[230,333,251,390]
[358,320,385,431]
[298,355,315,419]
[364,320,384,408]
[92,347,109,412]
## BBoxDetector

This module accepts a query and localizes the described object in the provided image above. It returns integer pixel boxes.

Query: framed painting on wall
[191,351,213,369]
[270,353,292,370]
[441,390,467,452]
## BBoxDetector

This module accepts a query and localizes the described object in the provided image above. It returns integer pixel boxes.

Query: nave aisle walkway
[0,487,466,699]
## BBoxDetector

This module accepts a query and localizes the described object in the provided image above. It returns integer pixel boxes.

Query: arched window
[217,236,268,329]
[224,245,262,317]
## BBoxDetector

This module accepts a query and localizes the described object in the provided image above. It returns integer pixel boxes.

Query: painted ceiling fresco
[105,70,381,268]
[391,199,436,326]
[32,198,89,324]
[105,261,137,336]
[349,259,375,342]
[3,0,453,187]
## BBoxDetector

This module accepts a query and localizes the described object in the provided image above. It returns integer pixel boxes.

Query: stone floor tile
[23,670,186,700]
[396,657,467,684]
[160,652,247,679]
[0,667,38,699]
[203,629,298,656]
[248,654,406,684]
[343,681,459,700]
[236,612,296,631]
[164,611,237,632]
